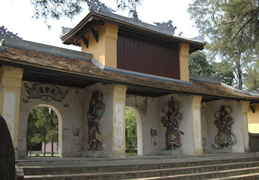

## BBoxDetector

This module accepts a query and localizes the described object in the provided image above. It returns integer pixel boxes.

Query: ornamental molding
[24,83,69,102]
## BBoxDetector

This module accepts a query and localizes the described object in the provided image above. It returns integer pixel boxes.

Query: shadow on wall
[0,115,15,180]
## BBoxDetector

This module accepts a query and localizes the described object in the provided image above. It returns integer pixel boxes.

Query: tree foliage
[189,51,214,76]
[30,0,142,24]
[212,60,235,86]
[188,0,259,90]
[125,108,137,152]
[244,60,259,91]
[189,50,235,86]
[27,106,58,156]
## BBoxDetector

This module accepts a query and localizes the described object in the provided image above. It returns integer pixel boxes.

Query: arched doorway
[125,107,143,156]
[26,104,62,157]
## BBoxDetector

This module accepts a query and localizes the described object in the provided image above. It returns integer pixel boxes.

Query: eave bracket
[90,27,99,43]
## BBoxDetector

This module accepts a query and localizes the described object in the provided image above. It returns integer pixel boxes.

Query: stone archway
[126,106,143,156]
[26,104,63,157]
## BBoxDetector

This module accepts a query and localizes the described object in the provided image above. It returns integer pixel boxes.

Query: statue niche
[161,97,183,150]
[87,90,105,150]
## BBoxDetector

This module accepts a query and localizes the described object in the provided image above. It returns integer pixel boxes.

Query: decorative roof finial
[154,20,177,35]
[0,26,22,40]
[86,0,115,13]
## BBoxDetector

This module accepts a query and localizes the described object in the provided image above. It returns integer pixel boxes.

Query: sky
[1,0,198,51]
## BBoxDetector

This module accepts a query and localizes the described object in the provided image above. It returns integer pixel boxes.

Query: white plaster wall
[84,83,115,157]
[158,94,196,155]
[126,95,160,156]
[204,100,245,154]
[18,81,85,158]
[126,94,201,156]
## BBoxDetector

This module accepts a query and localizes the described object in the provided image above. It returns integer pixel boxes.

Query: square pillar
[192,95,203,155]
[179,43,190,81]
[111,84,128,158]
[0,66,23,158]
[241,101,250,152]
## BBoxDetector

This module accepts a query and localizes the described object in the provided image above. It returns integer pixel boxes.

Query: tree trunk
[235,53,243,90]
[51,139,54,156]
[29,143,32,156]
[43,141,46,157]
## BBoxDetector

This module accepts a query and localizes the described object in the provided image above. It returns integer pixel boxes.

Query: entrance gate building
[1,10,259,159]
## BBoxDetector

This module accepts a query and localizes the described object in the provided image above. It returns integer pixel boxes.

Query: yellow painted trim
[179,43,190,81]
[81,23,118,68]
[248,104,259,133]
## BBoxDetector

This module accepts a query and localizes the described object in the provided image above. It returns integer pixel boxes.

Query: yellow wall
[247,104,259,133]
[81,23,118,68]
[179,43,190,81]
[0,66,23,154]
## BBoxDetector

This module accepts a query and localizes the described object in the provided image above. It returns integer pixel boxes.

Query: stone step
[16,153,259,167]
[136,168,259,180]
[209,172,259,180]
[17,153,259,179]
[22,160,259,176]
[23,166,259,180]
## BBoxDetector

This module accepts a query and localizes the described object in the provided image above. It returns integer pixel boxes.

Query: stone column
[192,95,203,155]
[111,84,128,158]
[241,101,250,152]
[0,66,23,158]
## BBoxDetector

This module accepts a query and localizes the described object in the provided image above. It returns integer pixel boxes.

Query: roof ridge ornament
[154,20,177,35]
[0,26,22,40]
[61,27,73,36]
[86,0,115,13]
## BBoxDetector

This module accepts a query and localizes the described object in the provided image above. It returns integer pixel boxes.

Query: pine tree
[188,0,259,90]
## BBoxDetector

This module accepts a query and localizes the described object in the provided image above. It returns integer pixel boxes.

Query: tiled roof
[0,38,258,102]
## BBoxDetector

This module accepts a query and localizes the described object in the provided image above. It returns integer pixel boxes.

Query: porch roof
[0,37,259,103]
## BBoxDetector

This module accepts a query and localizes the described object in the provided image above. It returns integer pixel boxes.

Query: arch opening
[26,104,62,157]
[125,107,143,156]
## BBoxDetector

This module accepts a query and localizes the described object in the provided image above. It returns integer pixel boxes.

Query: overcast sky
[1,0,198,50]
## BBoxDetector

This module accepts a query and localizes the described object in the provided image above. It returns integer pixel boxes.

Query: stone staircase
[16,153,259,180]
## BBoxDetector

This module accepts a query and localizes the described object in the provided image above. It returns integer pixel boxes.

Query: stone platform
[16,152,259,179]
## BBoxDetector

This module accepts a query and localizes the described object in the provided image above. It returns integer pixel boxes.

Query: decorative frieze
[24,83,69,102]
